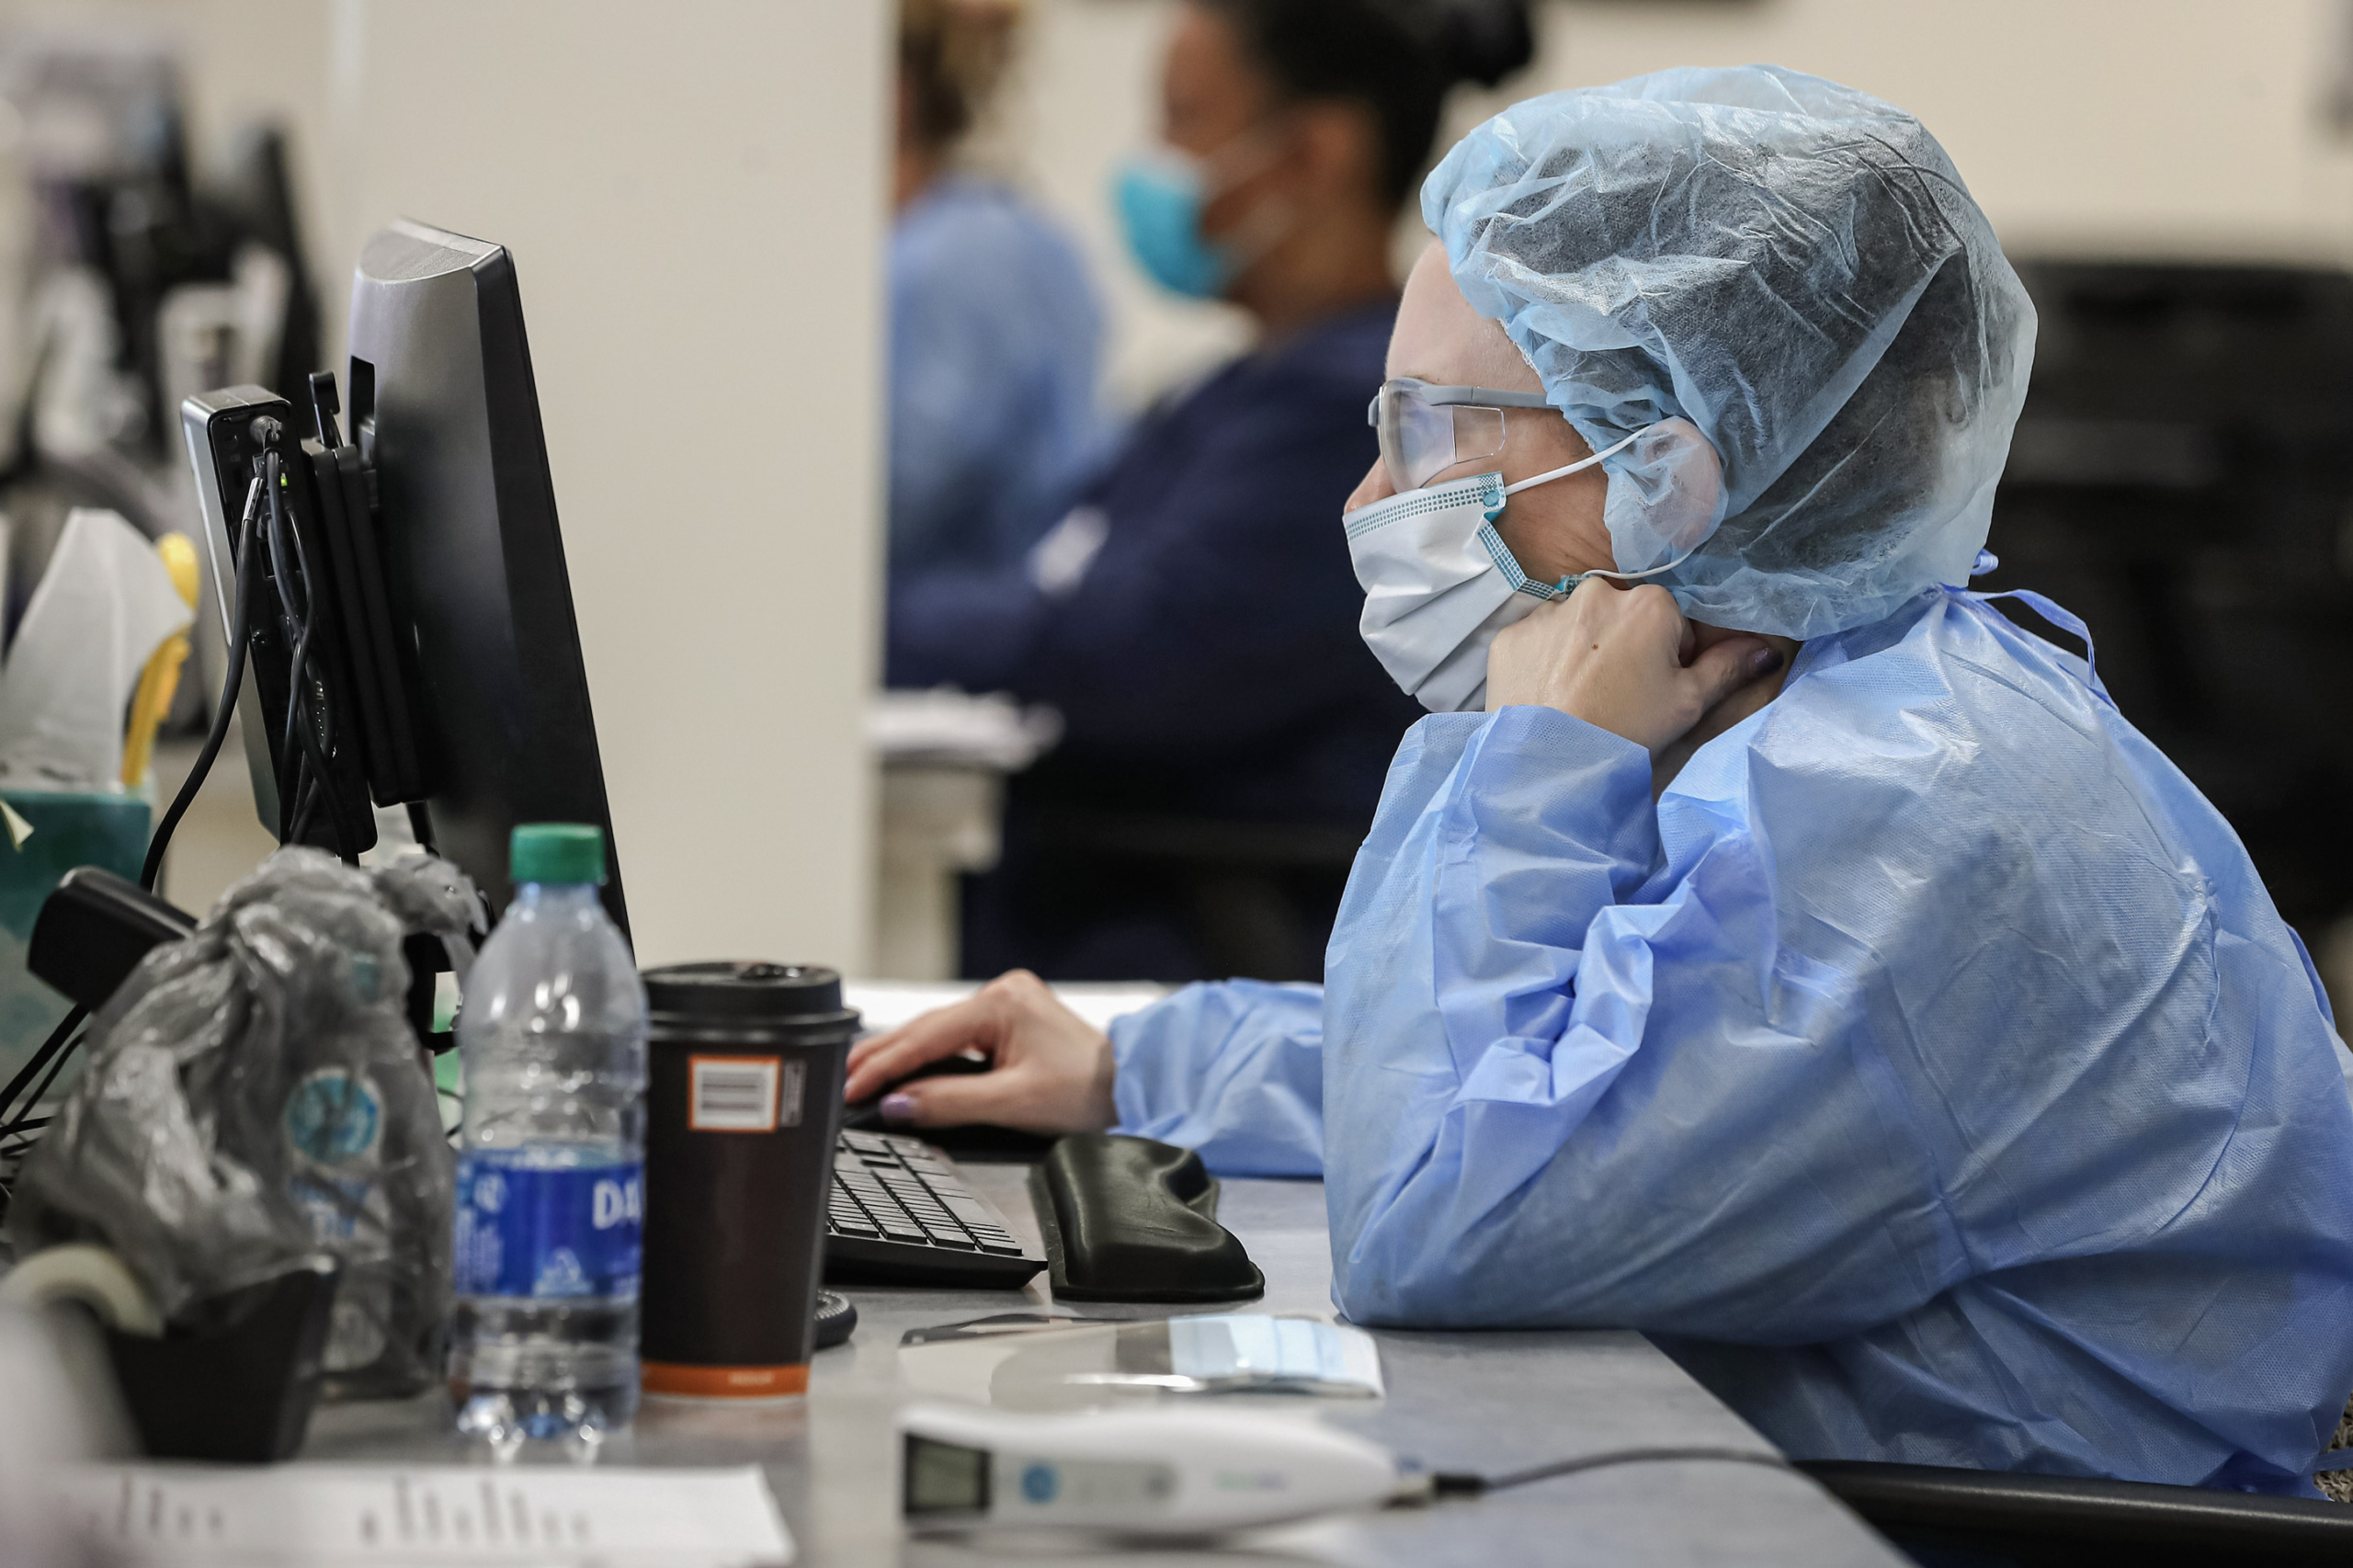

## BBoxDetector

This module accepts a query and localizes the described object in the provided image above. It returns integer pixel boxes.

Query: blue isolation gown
[1109,585,2353,1493]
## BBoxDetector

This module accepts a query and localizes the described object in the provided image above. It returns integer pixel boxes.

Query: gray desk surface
[305,1165,1907,1567]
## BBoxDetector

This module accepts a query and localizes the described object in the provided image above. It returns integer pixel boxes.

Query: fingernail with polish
[880,1093,915,1125]
[1751,646,1781,675]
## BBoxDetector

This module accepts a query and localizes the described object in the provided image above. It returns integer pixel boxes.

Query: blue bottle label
[453,1154,643,1301]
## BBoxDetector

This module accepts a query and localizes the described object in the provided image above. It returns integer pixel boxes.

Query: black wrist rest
[1028,1133,1264,1303]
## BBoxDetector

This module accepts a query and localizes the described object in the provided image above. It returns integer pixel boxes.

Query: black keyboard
[823,1130,1045,1289]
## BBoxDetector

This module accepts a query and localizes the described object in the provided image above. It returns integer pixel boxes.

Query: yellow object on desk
[119,533,201,790]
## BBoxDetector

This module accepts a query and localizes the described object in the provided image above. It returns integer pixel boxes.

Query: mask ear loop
[1494,428,1699,596]
[1497,427,1641,497]
[1551,549,1699,593]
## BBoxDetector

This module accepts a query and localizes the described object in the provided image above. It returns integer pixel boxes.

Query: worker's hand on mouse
[1485,580,1780,756]
[843,969,1117,1136]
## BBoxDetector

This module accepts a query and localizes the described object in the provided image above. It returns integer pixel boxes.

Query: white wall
[1525,0,2353,263]
[999,0,2353,406]
[327,0,889,972]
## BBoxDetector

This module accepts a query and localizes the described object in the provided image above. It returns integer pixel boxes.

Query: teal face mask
[1113,133,1290,301]
[1113,153,1229,300]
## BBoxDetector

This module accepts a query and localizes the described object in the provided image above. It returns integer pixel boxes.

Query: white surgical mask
[1344,428,1703,712]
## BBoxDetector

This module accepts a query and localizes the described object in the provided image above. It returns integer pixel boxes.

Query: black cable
[0,1023,87,1142]
[271,454,323,774]
[261,452,307,837]
[140,476,264,892]
[261,450,361,860]
[288,771,321,849]
[285,699,355,858]
[278,601,321,810]
[405,801,438,856]
[1428,1447,1794,1498]
[0,1006,87,1130]
[260,449,304,620]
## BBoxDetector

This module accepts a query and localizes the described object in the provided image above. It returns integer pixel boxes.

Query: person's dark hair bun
[1431,0,1535,90]
[1200,0,1539,208]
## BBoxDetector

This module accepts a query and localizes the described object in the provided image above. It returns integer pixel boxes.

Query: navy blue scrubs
[887,299,1420,980]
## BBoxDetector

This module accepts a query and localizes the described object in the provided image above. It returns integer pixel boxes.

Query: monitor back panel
[347,219,628,936]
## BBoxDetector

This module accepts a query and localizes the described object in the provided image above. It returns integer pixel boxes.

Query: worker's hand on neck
[844,970,1116,1136]
[1485,580,1790,766]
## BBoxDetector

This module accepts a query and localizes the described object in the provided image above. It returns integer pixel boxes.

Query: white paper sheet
[51,1463,793,1567]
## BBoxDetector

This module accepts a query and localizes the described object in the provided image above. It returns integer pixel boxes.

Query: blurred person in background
[890,0,1533,983]
[891,0,1108,576]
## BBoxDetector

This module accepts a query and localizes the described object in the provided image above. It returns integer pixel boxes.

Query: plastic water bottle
[448,823,647,1447]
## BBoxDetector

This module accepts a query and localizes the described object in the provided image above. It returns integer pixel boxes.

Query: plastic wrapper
[9,847,480,1398]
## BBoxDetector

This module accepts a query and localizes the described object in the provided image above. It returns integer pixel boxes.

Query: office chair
[1801,1460,2353,1566]
[1035,808,1360,982]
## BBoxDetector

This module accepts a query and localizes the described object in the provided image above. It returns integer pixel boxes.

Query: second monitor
[180,219,627,935]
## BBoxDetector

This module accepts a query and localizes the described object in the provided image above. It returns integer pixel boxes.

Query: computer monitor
[179,220,628,936]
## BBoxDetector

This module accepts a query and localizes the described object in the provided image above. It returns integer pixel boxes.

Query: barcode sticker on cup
[688,1055,802,1133]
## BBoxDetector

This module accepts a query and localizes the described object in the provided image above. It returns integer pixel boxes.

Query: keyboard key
[830,1130,1043,1278]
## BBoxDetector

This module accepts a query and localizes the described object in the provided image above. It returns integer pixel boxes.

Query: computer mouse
[839,1051,1055,1161]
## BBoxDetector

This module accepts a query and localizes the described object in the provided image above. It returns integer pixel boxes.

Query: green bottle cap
[510,822,607,886]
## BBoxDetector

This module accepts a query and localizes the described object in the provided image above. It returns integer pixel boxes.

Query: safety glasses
[1367,377,1559,494]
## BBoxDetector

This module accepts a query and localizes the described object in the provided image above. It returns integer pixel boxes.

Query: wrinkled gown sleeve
[1109,704,1923,1336]
[1109,980,1326,1178]
[1313,705,1826,1331]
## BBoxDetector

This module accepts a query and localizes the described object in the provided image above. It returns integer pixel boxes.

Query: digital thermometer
[897,1402,1401,1536]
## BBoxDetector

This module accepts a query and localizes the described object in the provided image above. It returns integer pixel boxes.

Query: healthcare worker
[890,0,1533,982]
[853,66,2353,1495]
[890,0,1108,575]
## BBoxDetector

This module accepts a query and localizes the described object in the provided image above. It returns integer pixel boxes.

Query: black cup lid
[643,961,850,1023]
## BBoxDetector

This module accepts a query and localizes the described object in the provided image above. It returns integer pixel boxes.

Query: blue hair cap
[1424,64,2038,639]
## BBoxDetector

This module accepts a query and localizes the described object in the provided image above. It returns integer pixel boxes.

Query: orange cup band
[642,1361,809,1397]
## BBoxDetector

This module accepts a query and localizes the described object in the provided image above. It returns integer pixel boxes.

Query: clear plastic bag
[8,847,479,1398]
